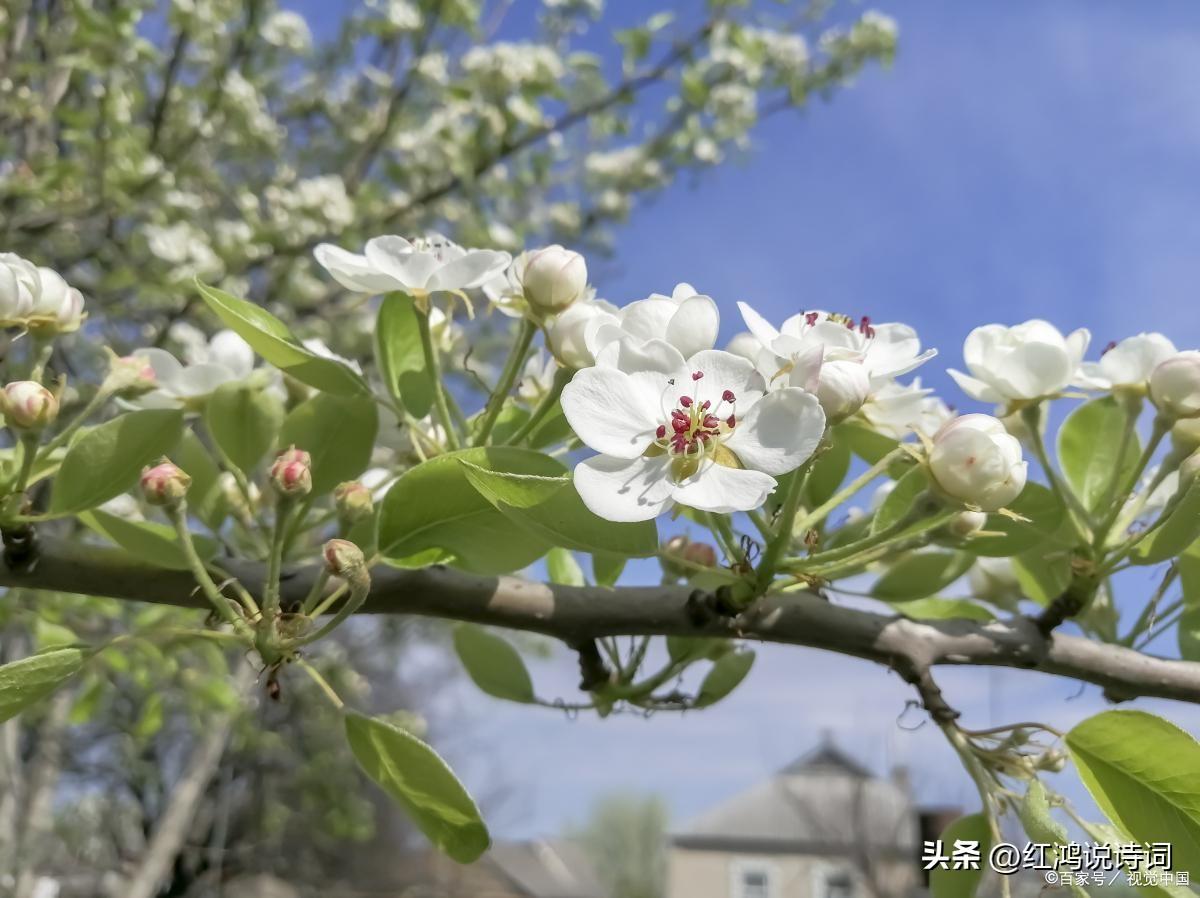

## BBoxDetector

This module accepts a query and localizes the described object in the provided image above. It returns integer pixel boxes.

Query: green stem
[293,576,370,647]
[296,659,345,710]
[705,512,740,562]
[12,434,40,496]
[746,509,772,540]
[27,337,53,382]
[474,318,537,446]
[509,366,571,446]
[167,503,251,636]
[755,463,810,593]
[1094,415,1169,549]
[300,568,332,615]
[794,448,906,535]
[41,388,112,454]
[417,309,460,450]
[1119,566,1179,646]
[263,499,294,619]
[308,581,349,618]
[1020,404,1090,539]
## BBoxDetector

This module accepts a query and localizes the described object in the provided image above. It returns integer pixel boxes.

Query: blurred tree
[569,792,669,898]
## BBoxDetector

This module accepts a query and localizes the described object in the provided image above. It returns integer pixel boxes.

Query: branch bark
[5,536,1200,707]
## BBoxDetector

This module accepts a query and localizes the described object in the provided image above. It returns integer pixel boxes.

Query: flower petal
[665,294,719,358]
[737,301,780,348]
[686,349,766,406]
[313,244,399,293]
[947,368,1002,403]
[365,236,440,290]
[574,455,674,522]
[428,250,512,291]
[671,463,777,514]
[726,387,826,475]
[561,366,663,458]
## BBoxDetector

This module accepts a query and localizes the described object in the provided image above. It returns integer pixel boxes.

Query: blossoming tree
[4,231,1200,889]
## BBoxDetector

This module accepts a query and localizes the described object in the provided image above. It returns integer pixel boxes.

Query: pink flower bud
[2,381,58,430]
[323,538,366,579]
[106,354,157,396]
[683,541,718,569]
[269,446,312,497]
[140,460,191,506]
[333,480,374,524]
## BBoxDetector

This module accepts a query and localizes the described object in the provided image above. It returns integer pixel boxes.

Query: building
[668,743,926,898]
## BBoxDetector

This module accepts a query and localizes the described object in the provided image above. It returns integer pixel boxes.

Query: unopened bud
[928,414,1027,511]
[1175,418,1200,455]
[140,460,191,506]
[105,354,157,396]
[683,541,718,569]
[334,480,374,524]
[1038,748,1067,773]
[269,446,312,497]
[1150,351,1200,419]
[520,245,588,314]
[2,381,58,430]
[815,360,870,424]
[947,509,988,538]
[323,538,366,579]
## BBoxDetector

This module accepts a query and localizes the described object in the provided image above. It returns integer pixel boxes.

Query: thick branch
[6,537,1200,706]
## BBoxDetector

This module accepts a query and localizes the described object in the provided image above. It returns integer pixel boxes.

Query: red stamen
[656,425,667,439]
[722,389,736,403]
[726,415,736,428]
[691,371,704,381]
[703,415,720,428]
[679,396,693,408]
[1102,340,1117,356]
[805,312,819,326]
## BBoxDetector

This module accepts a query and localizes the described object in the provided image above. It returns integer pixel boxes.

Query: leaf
[50,410,184,514]
[453,625,535,703]
[1058,397,1140,512]
[971,482,1066,558]
[1011,550,1072,606]
[841,423,900,465]
[279,393,378,494]
[930,813,992,898]
[592,552,626,587]
[804,436,852,508]
[378,448,554,574]
[134,692,165,741]
[1066,710,1200,875]
[695,650,754,708]
[1133,481,1200,565]
[34,619,79,650]
[871,466,928,535]
[196,282,366,396]
[546,548,585,587]
[873,550,973,600]
[204,382,284,474]
[79,509,219,570]
[344,712,490,863]
[459,459,569,508]
[0,649,87,723]
[890,598,995,622]
[1018,780,1067,846]
[174,430,227,529]
[376,293,434,417]
[1180,547,1200,660]
[1077,819,1199,898]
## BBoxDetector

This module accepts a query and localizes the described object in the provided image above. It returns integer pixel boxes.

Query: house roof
[486,839,608,898]
[671,742,916,855]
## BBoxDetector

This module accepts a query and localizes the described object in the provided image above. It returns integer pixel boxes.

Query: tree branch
[5,536,1200,707]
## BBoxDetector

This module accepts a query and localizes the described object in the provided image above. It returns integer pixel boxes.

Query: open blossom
[132,329,259,408]
[561,344,826,521]
[859,378,952,439]
[928,414,1027,511]
[588,283,720,364]
[1149,351,1200,419]
[948,320,1089,404]
[546,298,620,368]
[314,233,510,298]
[0,253,85,332]
[1074,332,1176,393]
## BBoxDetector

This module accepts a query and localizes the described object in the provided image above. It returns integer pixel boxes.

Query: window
[822,869,854,898]
[731,861,774,898]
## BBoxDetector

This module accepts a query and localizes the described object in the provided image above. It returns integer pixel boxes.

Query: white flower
[724,332,761,363]
[133,329,258,408]
[314,233,511,298]
[1074,332,1176,392]
[1150,351,1200,419]
[517,351,557,404]
[859,379,952,439]
[520,245,588,314]
[546,298,621,369]
[0,253,39,321]
[260,10,311,51]
[561,344,826,521]
[301,337,363,374]
[969,557,1022,609]
[928,414,1027,511]
[589,283,720,364]
[948,320,1089,404]
[0,253,85,332]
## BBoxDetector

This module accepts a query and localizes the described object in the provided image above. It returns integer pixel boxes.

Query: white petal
[1073,362,1112,390]
[726,388,825,476]
[560,367,662,458]
[365,236,439,289]
[208,330,256,378]
[1063,327,1091,367]
[686,349,766,405]
[948,368,1002,403]
[313,244,398,293]
[665,294,719,358]
[785,344,824,393]
[962,324,1010,375]
[1099,333,1176,386]
[136,348,185,388]
[429,250,511,291]
[574,455,674,522]
[989,341,1072,398]
[175,363,237,397]
[737,301,780,348]
[671,463,777,514]
[618,298,677,343]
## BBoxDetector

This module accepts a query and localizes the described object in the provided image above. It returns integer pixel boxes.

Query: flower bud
[520,245,588,314]
[546,299,618,369]
[928,414,1027,511]
[968,557,1022,610]
[2,381,58,430]
[1173,417,1200,454]
[815,360,870,424]
[28,266,85,334]
[323,538,366,579]
[947,509,988,537]
[269,446,312,497]
[104,354,157,396]
[140,460,191,506]
[0,253,38,321]
[1150,351,1200,419]
[334,480,374,524]
[660,534,718,579]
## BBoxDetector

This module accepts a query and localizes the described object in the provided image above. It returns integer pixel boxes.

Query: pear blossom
[1074,332,1176,393]
[2,381,58,430]
[1149,351,1200,418]
[859,378,952,439]
[132,329,259,409]
[0,253,39,321]
[928,414,1027,511]
[0,253,85,332]
[968,557,1022,609]
[520,245,588,314]
[561,344,826,521]
[314,233,510,299]
[301,337,363,374]
[546,298,621,369]
[588,284,720,364]
[948,320,1089,405]
[517,351,557,404]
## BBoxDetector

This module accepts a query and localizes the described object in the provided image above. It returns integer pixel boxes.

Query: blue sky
[308,2,1200,837]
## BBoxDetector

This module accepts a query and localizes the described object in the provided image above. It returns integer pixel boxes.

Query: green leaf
[1133,481,1200,565]
[344,712,490,863]
[971,482,1066,558]
[1067,710,1200,874]
[841,423,899,465]
[667,636,729,664]
[1018,780,1067,846]
[695,650,754,708]
[0,649,87,723]
[1180,547,1200,660]
[804,436,852,508]
[930,813,992,898]
[279,393,378,494]
[174,431,227,529]
[204,382,284,474]
[1077,819,1199,898]
[376,294,434,417]
[378,448,554,573]
[592,552,626,587]
[1011,549,1072,606]
[871,466,928,535]
[79,509,219,570]
[547,548,585,587]
[134,692,165,741]
[34,619,79,650]
[1058,397,1140,512]
[459,459,569,508]
[196,282,367,396]
[873,550,973,600]
[890,598,995,622]
[453,625,535,703]
[49,410,184,515]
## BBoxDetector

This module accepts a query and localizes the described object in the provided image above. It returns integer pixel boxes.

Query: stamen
[726,415,736,428]
[859,316,875,338]
[805,312,819,327]
[679,396,693,408]
[1102,340,1117,356]
[656,425,667,439]
[722,390,736,403]
[691,371,704,381]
